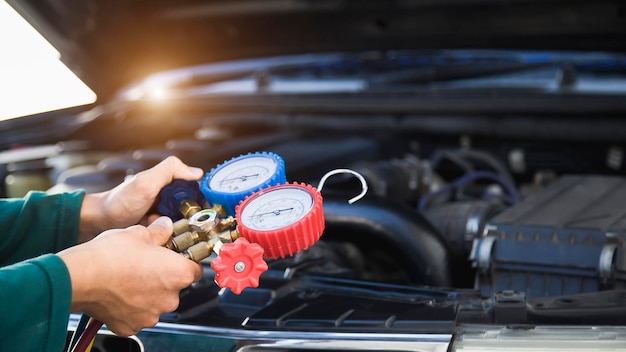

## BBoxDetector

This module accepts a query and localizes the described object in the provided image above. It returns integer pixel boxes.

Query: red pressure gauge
[211,182,324,294]
[235,182,325,259]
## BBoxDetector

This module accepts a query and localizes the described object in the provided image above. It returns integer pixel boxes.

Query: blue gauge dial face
[209,156,277,193]
[240,187,313,231]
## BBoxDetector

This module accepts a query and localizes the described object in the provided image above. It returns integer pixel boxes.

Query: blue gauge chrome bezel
[200,151,286,215]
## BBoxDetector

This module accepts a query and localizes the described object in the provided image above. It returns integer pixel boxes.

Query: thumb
[147,216,174,246]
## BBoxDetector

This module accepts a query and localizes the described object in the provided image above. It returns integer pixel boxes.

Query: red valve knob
[235,182,325,260]
[211,237,268,294]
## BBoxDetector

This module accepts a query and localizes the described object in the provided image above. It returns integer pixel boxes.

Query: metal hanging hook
[317,168,368,204]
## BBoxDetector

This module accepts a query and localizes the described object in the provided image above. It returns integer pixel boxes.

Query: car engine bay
[3,104,626,337]
[4,0,626,349]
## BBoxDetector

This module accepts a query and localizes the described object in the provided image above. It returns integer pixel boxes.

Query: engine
[2,121,625,328]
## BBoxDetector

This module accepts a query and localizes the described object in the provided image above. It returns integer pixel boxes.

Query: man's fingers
[147,216,174,245]
[191,262,203,282]
[152,156,204,185]
[141,214,161,227]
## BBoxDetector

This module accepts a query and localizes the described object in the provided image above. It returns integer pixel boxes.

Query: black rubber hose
[322,196,452,288]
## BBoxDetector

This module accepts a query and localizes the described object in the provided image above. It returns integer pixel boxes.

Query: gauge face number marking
[209,156,277,192]
[240,187,314,231]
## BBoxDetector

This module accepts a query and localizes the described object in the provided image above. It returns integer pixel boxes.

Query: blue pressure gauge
[200,151,286,215]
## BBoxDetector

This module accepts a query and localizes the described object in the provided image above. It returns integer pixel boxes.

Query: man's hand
[78,156,204,243]
[58,216,203,336]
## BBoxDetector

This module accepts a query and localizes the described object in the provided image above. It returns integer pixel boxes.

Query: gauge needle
[250,207,294,218]
[221,173,260,184]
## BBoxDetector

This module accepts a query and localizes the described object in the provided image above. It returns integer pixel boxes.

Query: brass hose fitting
[182,241,215,262]
[179,200,202,219]
[166,202,205,250]
[166,198,235,260]
[213,216,236,233]
[172,218,190,236]
[218,229,240,243]
[211,204,227,218]
[166,231,203,252]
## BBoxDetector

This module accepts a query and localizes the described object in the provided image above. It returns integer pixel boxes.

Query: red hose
[70,318,103,352]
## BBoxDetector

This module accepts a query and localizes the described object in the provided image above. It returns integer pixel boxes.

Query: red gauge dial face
[239,186,313,231]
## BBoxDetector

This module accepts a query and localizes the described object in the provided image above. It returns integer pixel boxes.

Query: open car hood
[7,0,626,101]
[7,2,626,351]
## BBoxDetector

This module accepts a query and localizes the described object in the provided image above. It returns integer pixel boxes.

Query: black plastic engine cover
[472,175,626,298]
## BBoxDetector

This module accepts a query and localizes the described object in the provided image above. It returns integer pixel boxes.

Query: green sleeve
[0,190,84,266]
[0,190,85,351]
[0,254,72,352]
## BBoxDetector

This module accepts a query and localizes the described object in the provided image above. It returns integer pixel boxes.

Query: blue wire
[418,170,520,211]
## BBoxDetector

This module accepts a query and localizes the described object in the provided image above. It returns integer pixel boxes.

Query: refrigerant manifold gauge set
[157,151,326,294]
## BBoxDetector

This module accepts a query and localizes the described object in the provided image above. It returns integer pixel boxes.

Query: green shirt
[0,190,84,352]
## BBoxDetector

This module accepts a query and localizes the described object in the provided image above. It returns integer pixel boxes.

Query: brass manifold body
[165,200,239,262]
